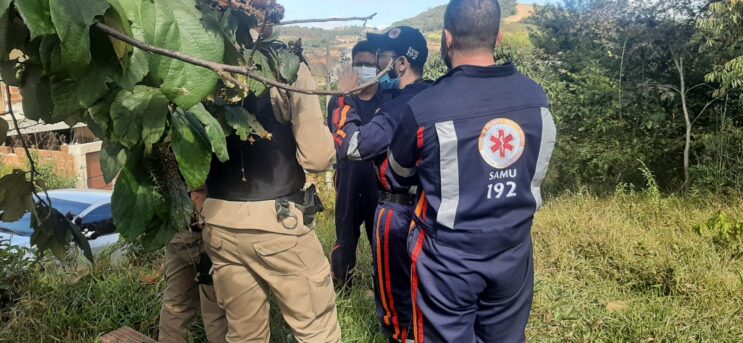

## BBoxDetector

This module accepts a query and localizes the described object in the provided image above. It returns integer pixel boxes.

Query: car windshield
[0,198,91,236]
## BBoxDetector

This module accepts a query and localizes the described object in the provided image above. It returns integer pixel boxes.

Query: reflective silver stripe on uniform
[435,121,460,229]
[531,107,557,211]
[346,131,362,160]
[387,150,416,177]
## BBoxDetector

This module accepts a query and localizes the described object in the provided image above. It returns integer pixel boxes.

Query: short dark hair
[408,60,424,76]
[352,40,377,60]
[444,0,502,52]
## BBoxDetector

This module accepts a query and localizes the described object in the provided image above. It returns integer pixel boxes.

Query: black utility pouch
[195,253,214,286]
[301,184,325,225]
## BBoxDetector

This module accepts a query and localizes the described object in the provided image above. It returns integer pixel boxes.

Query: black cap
[367,26,429,68]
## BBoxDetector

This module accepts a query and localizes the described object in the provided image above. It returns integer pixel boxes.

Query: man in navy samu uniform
[335,27,431,342]
[327,41,385,288]
[387,1,557,342]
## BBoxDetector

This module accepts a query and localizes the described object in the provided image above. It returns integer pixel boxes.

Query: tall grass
[1,191,741,342]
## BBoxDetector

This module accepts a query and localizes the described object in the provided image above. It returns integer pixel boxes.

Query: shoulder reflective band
[530,107,557,211]
[388,150,416,178]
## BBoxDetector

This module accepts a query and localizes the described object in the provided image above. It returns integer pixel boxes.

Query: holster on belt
[276,184,325,229]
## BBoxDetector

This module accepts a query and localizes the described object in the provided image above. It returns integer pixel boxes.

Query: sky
[280,0,553,29]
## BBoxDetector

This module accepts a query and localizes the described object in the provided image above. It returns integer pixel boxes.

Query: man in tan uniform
[199,54,341,343]
[159,229,228,343]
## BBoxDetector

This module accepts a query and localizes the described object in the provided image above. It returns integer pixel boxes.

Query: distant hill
[390,0,518,33]
[276,1,532,85]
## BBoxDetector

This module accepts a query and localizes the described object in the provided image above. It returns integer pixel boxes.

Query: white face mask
[354,66,378,86]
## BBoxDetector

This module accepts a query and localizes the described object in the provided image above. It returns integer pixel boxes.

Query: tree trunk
[675,57,692,193]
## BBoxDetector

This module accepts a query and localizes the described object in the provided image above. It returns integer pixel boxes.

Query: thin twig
[277,13,377,26]
[95,22,393,96]
[3,83,51,209]
[247,9,270,68]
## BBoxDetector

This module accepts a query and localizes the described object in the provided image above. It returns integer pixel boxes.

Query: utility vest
[206,92,305,202]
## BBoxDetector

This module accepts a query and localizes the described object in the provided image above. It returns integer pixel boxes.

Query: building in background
[1,82,112,190]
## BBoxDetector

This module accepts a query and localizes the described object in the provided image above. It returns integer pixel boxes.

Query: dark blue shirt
[335,82,431,194]
[387,64,557,248]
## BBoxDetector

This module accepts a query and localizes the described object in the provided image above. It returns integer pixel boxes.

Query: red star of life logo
[478,118,526,169]
[490,130,515,158]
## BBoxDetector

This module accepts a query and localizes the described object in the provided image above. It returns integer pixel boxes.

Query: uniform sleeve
[327,96,339,132]
[330,96,360,157]
[342,107,397,161]
[387,105,419,183]
[289,63,335,173]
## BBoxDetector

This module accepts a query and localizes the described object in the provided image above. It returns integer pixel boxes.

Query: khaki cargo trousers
[202,199,342,343]
[159,232,228,343]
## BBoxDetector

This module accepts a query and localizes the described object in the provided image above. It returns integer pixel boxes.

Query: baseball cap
[367,26,429,68]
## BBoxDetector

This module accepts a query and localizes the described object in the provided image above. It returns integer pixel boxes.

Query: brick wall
[0,145,77,177]
[0,82,22,109]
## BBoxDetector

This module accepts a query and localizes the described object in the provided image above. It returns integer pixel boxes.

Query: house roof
[2,103,86,137]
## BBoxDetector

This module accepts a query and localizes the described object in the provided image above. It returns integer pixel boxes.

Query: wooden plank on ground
[100,327,156,343]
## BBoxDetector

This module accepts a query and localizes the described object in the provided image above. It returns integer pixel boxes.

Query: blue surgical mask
[379,73,400,90]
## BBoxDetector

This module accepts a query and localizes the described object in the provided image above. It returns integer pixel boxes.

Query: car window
[81,204,116,237]
[82,204,112,224]
[0,198,89,236]
[50,198,91,218]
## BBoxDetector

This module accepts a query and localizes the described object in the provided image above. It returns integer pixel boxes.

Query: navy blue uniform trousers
[408,225,534,343]
[330,159,378,286]
[373,201,415,341]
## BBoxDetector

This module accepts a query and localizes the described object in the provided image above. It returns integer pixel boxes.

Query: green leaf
[116,48,149,89]
[140,0,224,109]
[38,36,65,76]
[0,118,7,143]
[247,50,273,97]
[48,0,110,78]
[110,86,169,148]
[50,61,113,122]
[171,110,212,190]
[277,49,301,84]
[0,170,34,222]
[100,140,127,184]
[86,93,115,139]
[0,59,22,86]
[139,218,176,252]
[0,6,30,61]
[112,164,163,241]
[225,105,270,141]
[0,0,11,18]
[31,203,94,263]
[188,103,229,162]
[103,0,132,68]
[19,64,54,122]
[14,0,56,39]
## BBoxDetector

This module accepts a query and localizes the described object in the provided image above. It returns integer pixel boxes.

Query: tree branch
[692,99,718,126]
[95,22,394,96]
[277,13,377,26]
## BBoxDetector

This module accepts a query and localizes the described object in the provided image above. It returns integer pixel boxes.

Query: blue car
[0,189,121,256]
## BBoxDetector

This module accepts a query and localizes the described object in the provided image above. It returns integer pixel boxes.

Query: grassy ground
[1,189,741,342]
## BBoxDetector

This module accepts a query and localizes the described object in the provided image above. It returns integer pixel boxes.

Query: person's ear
[444,29,454,50]
[496,31,503,46]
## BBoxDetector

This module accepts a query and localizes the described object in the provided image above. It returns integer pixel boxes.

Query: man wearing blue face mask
[378,49,401,91]
[327,40,395,289]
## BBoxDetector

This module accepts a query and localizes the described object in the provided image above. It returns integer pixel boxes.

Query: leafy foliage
[0,0,303,256]
[699,0,743,98]
[694,212,743,256]
[527,0,743,194]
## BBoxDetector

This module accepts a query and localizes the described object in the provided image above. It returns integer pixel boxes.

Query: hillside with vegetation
[277,1,532,83]
[390,0,518,33]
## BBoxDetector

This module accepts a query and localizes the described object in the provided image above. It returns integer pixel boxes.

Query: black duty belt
[378,191,416,206]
